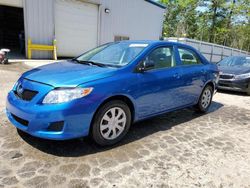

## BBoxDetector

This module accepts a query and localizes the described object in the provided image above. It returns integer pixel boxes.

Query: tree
[160,0,199,38]
[158,0,250,51]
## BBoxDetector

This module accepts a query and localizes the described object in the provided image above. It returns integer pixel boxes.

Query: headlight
[235,73,250,79]
[13,80,20,90]
[43,87,93,104]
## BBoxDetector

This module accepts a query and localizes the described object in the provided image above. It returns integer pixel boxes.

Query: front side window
[178,48,201,65]
[76,42,147,67]
[146,47,175,70]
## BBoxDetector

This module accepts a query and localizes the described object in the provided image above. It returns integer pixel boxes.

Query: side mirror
[138,59,155,72]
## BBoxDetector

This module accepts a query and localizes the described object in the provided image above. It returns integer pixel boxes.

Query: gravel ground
[0,63,250,188]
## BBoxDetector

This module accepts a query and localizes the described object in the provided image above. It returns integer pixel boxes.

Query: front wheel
[195,85,213,113]
[91,100,131,146]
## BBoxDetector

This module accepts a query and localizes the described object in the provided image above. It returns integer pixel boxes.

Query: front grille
[219,74,235,79]
[219,83,230,87]
[15,89,38,101]
[11,114,29,126]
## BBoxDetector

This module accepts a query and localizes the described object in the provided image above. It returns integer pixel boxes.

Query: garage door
[55,0,98,57]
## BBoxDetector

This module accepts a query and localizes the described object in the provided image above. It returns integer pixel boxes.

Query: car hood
[218,66,250,75]
[22,60,117,87]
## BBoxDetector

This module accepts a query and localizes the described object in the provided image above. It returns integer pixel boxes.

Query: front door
[135,46,185,118]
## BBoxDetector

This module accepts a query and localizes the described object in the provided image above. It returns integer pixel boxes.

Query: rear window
[178,48,201,65]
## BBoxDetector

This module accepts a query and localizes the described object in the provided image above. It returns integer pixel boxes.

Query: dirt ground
[0,63,250,188]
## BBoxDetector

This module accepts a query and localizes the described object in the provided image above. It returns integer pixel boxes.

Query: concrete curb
[9,59,63,68]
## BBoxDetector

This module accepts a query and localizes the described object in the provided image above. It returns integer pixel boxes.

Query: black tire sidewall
[4,59,8,64]
[91,100,131,146]
[247,82,250,96]
[198,85,213,112]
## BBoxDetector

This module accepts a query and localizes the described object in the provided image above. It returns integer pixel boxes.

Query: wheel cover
[201,88,212,109]
[100,107,127,140]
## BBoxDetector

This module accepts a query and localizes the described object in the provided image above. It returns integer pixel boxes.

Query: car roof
[117,40,194,49]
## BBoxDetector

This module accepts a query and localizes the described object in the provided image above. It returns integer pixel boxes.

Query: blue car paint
[6,41,219,140]
[22,61,116,87]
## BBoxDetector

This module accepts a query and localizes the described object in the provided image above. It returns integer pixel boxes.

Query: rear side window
[178,48,201,65]
[147,47,176,69]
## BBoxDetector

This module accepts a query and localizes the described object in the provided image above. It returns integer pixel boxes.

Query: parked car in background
[6,41,219,146]
[217,56,250,95]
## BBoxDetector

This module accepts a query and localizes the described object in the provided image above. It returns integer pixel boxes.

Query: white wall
[99,0,165,44]
[22,0,165,59]
[23,0,54,58]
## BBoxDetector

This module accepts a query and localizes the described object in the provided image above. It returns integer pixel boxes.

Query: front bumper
[218,78,250,92]
[6,79,97,140]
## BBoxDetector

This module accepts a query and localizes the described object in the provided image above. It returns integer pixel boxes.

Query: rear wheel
[195,85,213,113]
[91,100,131,146]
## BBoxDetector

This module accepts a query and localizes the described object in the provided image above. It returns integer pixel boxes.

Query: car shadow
[18,101,224,157]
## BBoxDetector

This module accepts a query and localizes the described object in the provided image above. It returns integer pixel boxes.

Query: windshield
[76,42,148,67]
[218,56,250,67]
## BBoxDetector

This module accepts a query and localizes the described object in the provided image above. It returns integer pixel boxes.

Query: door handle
[201,69,206,74]
[173,73,180,79]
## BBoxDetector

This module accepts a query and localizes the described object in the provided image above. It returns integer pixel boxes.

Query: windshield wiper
[72,59,107,67]
[72,59,121,68]
[86,61,108,67]
[72,59,82,64]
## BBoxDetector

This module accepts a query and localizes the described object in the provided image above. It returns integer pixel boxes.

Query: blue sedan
[6,41,219,145]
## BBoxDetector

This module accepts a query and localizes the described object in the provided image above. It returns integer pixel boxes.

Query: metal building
[0,0,165,58]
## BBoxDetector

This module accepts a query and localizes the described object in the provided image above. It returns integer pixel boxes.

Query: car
[6,41,219,146]
[217,56,250,95]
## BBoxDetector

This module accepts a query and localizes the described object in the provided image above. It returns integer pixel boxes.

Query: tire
[91,100,131,146]
[247,83,250,96]
[1,58,8,64]
[3,59,8,64]
[195,85,213,113]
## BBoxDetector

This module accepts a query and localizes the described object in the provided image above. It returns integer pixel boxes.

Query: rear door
[176,47,207,105]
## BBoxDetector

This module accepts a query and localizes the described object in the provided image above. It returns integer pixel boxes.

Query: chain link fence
[166,37,250,63]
